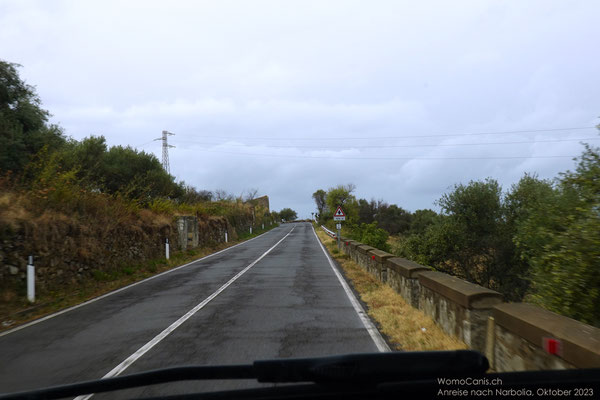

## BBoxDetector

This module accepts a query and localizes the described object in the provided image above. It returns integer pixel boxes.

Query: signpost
[333,206,346,249]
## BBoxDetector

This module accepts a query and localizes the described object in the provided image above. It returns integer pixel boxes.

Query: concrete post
[225,231,228,243]
[27,255,35,303]
[165,238,170,260]
[250,226,253,234]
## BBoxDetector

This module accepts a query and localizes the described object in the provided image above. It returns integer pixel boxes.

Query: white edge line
[0,228,279,338]
[311,225,390,352]
[74,226,295,400]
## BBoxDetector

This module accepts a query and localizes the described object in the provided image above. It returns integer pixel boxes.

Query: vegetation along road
[0,222,388,398]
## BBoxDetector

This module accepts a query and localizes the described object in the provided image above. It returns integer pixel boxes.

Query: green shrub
[349,222,390,252]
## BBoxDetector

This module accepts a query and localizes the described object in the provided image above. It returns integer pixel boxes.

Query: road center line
[311,226,390,353]
[75,226,295,400]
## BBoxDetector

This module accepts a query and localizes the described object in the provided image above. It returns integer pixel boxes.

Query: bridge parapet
[341,240,359,257]
[386,257,430,308]
[417,271,503,354]
[320,226,600,371]
[367,249,394,282]
[355,244,375,267]
[493,303,600,371]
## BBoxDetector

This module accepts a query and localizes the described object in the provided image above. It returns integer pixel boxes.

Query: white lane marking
[311,226,390,352]
[74,226,295,400]
[0,227,282,338]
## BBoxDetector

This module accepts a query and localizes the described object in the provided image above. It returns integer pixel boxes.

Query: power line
[134,140,156,148]
[182,126,597,141]
[192,148,578,161]
[177,136,600,150]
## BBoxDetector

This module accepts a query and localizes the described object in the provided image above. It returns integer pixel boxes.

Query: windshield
[0,1,599,399]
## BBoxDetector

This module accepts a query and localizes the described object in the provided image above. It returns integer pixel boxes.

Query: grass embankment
[315,228,466,351]
[0,224,277,333]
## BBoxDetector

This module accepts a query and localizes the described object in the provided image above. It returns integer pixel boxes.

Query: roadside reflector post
[225,231,228,243]
[27,255,35,303]
[262,223,264,230]
[165,238,170,260]
[250,226,253,234]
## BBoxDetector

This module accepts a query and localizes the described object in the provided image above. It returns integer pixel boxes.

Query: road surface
[0,222,388,398]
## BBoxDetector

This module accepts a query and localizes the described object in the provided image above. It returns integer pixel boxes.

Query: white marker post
[262,223,264,230]
[250,226,253,235]
[165,238,170,260]
[225,231,228,243]
[27,256,35,303]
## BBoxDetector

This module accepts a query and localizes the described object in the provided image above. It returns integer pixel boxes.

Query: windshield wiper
[0,351,485,399]
[1,350,598,400]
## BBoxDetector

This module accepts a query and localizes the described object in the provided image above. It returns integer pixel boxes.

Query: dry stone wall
[0,212,248,296]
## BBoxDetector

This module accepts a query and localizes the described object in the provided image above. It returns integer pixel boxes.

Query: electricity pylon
[154,130,175,174]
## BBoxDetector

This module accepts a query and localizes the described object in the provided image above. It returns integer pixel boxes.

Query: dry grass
[386,235,404,254]
[315,228,466,351]
[0,192,30,229]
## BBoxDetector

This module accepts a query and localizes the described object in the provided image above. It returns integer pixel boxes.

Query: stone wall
[336,233,600,371]
[417,270,502,354]
[0,213,241,295]
[492,303,600,371]
[0,213,175,291]
[386,257,429,308]
[175,215,238,250]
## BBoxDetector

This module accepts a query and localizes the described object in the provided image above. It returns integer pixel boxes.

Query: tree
[326,184,358,223]
[59,135,108,190]
[357,198,377,224]
[435,179,509,288]
[214,189,234,201]
[100,145,183,201]
[312,189,327,218]
[401,178,527,298]
[505,174,556,268]
[516,144,600,326]
[271,210,280,222]
[396,215,453,267]
[0,60,65,173]
[279,208,297,222]
[243,188,259,201]
[375,203,412,235]
[326,183,355,210]
[179,185,212,203]
[409,209,439,235]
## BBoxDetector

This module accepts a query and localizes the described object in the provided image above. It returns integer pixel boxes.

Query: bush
[349,222,390,252]
[515,145,600,326]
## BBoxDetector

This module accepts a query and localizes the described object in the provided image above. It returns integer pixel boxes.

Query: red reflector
[371,255,375,260]
[345,242,349,245]
[543,337,562,355]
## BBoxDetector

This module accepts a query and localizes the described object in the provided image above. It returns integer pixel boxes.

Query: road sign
[333,206,346,221]
[336,223,341,230]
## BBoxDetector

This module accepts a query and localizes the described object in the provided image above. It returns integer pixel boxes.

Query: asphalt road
[0,222,388,398]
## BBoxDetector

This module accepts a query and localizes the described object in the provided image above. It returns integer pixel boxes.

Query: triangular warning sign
[334,206,345,217]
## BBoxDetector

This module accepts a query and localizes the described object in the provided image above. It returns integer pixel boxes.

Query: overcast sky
[2,0,599,218]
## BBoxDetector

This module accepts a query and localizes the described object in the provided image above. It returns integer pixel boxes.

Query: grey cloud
[1,0,599,218]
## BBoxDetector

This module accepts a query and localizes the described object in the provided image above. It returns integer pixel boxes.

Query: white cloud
[1,0,599,217]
